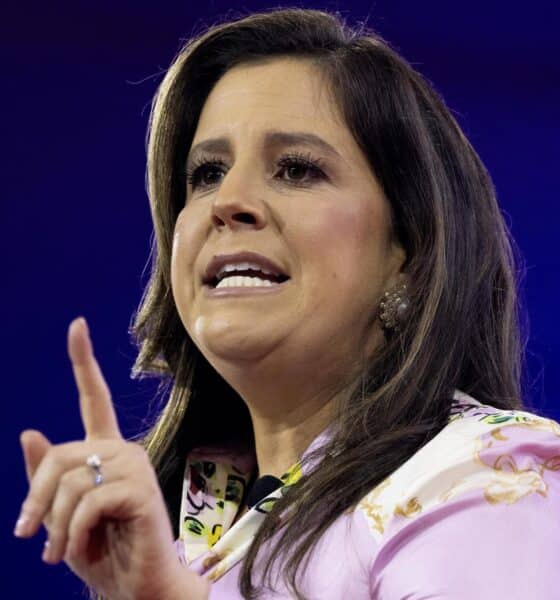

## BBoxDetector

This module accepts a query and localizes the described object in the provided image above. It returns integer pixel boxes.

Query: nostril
[212,211,260,228]
[234,212,257,224]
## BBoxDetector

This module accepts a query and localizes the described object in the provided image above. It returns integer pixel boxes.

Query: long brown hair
[130,8,532,598]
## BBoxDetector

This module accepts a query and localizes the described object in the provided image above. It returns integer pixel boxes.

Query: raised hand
[15,317,209,600]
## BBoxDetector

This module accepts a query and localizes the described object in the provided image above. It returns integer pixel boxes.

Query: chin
[193,315,282,364]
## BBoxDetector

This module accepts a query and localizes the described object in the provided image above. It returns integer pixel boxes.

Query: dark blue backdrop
[4,1,559,596]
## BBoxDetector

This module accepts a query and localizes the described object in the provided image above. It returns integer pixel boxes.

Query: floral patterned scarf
[177,440,305,582]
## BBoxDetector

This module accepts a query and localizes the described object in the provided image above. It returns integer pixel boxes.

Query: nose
[210,163,267,231]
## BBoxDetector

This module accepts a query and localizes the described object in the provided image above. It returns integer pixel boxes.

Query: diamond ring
[86,453,104,486]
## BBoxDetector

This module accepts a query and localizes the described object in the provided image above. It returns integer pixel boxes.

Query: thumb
[20,430,51,482]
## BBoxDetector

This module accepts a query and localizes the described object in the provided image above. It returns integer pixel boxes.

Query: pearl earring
[378,282,410,332]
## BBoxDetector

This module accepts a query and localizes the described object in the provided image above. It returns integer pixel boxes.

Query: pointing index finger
[68,317,122,440]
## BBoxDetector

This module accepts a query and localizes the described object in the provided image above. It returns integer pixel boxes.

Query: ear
[384,237,409,291]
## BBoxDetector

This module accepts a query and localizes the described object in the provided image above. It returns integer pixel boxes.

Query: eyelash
[184,151,328,191]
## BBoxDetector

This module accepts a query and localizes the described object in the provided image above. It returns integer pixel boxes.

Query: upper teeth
[215,276,275,289]
[215,261,278,281]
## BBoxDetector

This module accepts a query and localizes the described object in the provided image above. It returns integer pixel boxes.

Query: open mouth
[206,268,290,289]
[202,252,291,291]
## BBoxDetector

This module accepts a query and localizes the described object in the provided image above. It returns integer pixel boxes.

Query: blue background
[4,0,559,596]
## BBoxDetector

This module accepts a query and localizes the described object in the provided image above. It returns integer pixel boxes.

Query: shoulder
[356,392,560,543]
[354,392,560,598]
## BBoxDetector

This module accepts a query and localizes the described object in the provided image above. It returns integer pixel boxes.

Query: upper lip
[202,251,290,286]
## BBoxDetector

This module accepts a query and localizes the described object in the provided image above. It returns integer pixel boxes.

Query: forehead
[192,58,347,144]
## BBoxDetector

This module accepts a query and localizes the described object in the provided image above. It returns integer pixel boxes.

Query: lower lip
[202,280,290,298]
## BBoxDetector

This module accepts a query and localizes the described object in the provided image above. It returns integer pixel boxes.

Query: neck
[208,338,367,481]
[248,393,335,480]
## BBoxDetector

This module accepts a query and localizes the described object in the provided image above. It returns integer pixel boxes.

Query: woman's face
[171,58,405,379]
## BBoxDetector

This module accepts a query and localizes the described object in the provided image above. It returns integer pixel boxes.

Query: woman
[15,8,560,600]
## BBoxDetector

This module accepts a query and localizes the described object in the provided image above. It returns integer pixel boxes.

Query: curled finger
[65,480,139,562]
[42,458,112,564]
[16,441,119,539]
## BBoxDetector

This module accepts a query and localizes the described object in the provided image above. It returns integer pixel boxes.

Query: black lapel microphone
[245,475,284,508]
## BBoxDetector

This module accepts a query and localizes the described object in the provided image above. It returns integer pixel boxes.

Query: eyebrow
[185,130,343,170]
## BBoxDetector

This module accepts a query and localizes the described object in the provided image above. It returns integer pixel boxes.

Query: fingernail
[13,514,30,537]
[42,539,53,563]
[77,316,88,335]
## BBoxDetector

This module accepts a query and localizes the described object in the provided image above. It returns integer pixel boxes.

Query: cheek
[170,231,182,294]
[299,197,388,290]
[170,209,201,310]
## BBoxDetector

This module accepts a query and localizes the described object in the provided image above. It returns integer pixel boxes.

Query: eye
[185,158,227,190]
[276,152,327,185]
